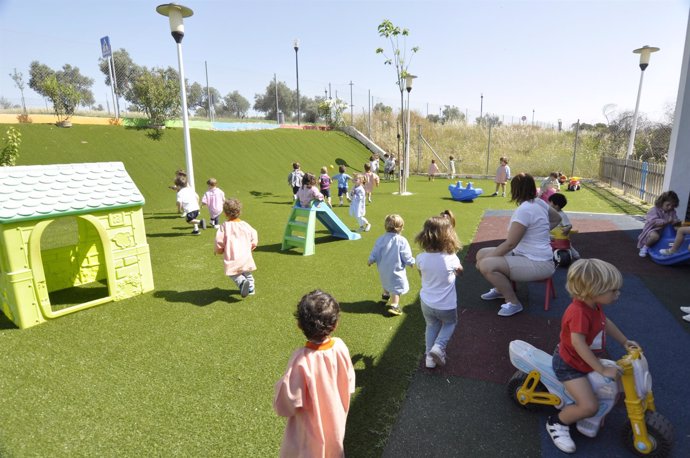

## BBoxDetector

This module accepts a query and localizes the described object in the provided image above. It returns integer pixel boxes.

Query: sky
[1,0,689,127]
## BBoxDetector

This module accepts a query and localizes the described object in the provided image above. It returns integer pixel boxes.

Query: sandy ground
[0,114,112,125]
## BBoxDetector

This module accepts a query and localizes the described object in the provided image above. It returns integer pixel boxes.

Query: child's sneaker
[200,219,207,230]
[239,280,250,298]
[490,192,498,197]
[638,246,648,257]
[659,248,676,256]
[191,230,200,235]
[501,192,505,197]
[364,223,371,232]
[429,344,446,366]
[683,314,690,323]
[425,355,436,369]
[480,287,504,300]
[248,287,255,296]
[680,306,690,314]
[498,302,523,317]
[388,305,402,316]
[546,417,576,453]
[381,292,391,302]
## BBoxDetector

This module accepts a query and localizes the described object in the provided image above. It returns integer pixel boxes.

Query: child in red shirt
[547,258,638,454]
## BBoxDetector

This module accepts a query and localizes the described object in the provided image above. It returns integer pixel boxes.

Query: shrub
[0,127,21,166]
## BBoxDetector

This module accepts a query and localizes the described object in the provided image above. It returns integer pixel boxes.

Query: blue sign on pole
[100,36,112,58]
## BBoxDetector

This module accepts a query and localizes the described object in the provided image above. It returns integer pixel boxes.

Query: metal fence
[599,156,666,204]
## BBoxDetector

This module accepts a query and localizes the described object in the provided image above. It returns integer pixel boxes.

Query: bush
[0,127,21,166]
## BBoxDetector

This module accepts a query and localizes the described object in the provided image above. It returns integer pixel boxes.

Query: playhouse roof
[0,162,145,224]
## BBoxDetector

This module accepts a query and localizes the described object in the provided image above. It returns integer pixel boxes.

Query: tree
[187,82,205,112]
[475,113,501,127]
[373,102,392,114]
[318,97,348,127]
[9,68,27,113]
[426,114,441,123]
[442,105,465,124]
[376,19,419,193]
[1,127,21,166]
[98,49,143,106]
[28,61,94,121]
[300,96,321,123]
[130,67,180,126]
[223,90,250,118]
[254,80,294,120]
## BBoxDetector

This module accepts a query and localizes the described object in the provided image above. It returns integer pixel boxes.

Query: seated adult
[476,173,561,317]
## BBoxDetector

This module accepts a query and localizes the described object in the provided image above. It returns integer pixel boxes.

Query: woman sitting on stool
[477,173,562,317]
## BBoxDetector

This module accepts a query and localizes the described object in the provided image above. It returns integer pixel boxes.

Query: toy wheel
[622,411,674,457]
[507,370,546,411]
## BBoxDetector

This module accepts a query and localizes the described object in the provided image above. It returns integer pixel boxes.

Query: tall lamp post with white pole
[156,3,196,190]
[402,74,416,194]
[294,39,301,125]
[623,45,659,191]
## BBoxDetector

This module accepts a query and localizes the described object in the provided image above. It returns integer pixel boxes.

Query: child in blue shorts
[332,165,352,206]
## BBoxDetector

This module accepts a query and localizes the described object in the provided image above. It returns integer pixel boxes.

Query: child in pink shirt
[363,163,379,203]
[428,159,440,181]
[274,290,356,458]
[201,177,226,228]
[214,198,258,298]
[296,173,325,208]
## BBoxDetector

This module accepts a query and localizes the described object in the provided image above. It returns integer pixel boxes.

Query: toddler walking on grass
[201,177,225,228]
[349,174,370,232]
[274,290,355,458]
[415,215,463,368]
[214,198,257,298]
[368,214,415,316]
[175,175,206,235]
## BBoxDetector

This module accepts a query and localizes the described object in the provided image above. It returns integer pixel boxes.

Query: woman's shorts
[505,254,555,282]
[552,347,589,382]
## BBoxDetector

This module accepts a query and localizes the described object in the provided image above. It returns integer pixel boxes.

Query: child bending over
[547,259,638,453]
[368,214,415,316]
[214,198,257,298]
[274,290,355,458]
[415,216,463,368]
[637,191,680,257]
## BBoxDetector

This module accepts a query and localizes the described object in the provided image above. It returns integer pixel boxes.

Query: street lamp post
[623,45,660,192]
[402,74,417,194]
[626,45,660,161]
[294,39,300,125]
[480,93,483,124]
[156,3,195,190]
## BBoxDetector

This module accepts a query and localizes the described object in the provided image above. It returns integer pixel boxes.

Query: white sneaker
[680,306,690,314]
[425,355,436,368]
[683,314,690,323]
[659,248,676,256]
[638,246,648,257]
[546,419,576,453]
[481,288,504,300]
[364,223,371,232]
[429,344,446,366]
[498,302,523,317]
[239,280,250,298]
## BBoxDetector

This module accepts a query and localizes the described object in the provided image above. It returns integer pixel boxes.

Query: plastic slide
[648,224,690,266]
[313,203,361,240]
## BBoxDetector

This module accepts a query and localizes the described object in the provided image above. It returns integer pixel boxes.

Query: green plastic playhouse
[0,162,154,329]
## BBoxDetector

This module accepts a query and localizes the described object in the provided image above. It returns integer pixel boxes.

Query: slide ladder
[281,202,360,256]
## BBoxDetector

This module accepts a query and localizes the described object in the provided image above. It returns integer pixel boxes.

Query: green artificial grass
[0,124,641,457]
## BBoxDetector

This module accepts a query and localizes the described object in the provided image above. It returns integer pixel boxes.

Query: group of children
[172,161,686,456]
[288,161,381,232]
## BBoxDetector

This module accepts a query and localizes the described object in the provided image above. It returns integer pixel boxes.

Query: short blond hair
[384,214,404,233]
[566,258,622,300]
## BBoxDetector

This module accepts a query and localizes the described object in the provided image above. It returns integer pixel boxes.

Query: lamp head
[294,39,300,51]
[157,3,194,43]
[633,45,660,71]
[405,74,417,92]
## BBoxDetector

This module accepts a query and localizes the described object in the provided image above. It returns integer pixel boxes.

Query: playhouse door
[31,216,115,319]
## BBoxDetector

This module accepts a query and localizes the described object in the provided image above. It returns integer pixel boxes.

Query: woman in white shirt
[476,173,561,317]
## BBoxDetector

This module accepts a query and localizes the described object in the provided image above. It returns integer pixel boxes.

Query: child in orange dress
[274,290,356,458]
